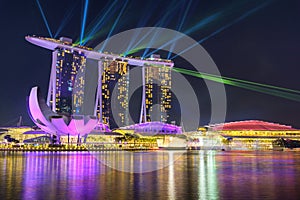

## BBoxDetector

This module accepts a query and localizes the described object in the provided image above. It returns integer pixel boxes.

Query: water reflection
[1,151,300,199]
[168,151,176,199]
[198,151,218,199]
[216,152,300,199]
[91,150,184,173]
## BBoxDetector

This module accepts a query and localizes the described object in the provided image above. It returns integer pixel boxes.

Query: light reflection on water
[90,150,184,173]
[1,151,300,199]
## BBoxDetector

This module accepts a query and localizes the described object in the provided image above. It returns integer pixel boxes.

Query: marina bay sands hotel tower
[26,36,173,129]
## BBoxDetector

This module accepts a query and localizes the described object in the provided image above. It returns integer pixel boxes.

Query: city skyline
[1,1,300,199]
[0,0,300,128]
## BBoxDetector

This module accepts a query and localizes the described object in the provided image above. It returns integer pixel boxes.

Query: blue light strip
[80,0,89,45]
[124,16,171,56]
[141,0,181,57]
[171,1,271,59]
[123,2,158,55]
[178,0,192,32]
[35,0,53,38]
[141,10,175,57]
[142,30,160,58]
[167,0,193,59]
[99,0,129,52]
[124,0,181,56]
[54,2,78,38]
[82,0,119,45]
[143,11,221,58]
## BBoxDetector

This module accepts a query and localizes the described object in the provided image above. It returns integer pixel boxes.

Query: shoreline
[0,147,160,152]
[1,147,298,152]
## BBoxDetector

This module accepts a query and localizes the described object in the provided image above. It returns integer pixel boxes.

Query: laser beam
[54,2,78,38]
[80,0,89,45]
[35,0,53,38]
[99,0,129,52]
[81,0,119,45]
[172,67,300,102]
[167,0,193,59]
[171,1,271,59]
[124,3,159,56]
[123,0,183,56]
[197,71,300,95]
[141,0,182,57]
[142,11,222,58]
[141,12,175,58]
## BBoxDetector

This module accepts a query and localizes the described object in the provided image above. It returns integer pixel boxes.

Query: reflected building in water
[1,151,299,199]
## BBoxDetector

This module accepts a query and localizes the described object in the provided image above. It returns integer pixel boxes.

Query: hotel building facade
[144,64,172,123]
[26,36,174,131]
[47,47,86,115]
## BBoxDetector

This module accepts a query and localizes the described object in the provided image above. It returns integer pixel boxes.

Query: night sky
[0,0,300,128]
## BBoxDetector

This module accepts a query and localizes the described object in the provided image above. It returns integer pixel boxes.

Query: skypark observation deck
[25,36,174,67]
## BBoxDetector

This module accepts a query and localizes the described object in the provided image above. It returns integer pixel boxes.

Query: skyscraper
[47,46,86,116]
[99,60,129,128]
[144,64,172,123]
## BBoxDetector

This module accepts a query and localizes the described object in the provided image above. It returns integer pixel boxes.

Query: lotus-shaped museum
[27,87,98,137]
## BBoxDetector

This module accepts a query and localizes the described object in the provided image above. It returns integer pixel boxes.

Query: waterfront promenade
[0,142,158,152]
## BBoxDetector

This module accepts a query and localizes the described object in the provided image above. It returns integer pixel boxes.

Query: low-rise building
[208,120,300,150]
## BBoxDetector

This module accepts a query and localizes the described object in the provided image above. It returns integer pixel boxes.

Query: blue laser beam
[124,16,173,56]
[144,1,271,58]
[124,0,182,56]
[170,1,271,59]
[35,0,53,38]
[82,0,119,45]
[80,0,89,45]
[122,28,157,56]
[142,30,161,58]
[184,11,223,35]
[54,2,78,38]
[178,0,193,32]
[141,5,177,57]
[141,0,182,57]
[167,0,193,59]
[143,11,222,58]
[99,0,129,52]
[124,2,158,55]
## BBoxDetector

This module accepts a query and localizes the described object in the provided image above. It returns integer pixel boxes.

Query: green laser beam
[171,67,300,102]
[173,67,300,95]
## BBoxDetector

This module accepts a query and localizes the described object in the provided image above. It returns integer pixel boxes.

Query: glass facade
[100,60,129,128]
[47,44,171,128]
[51,48,86,115]
[145,65,172,123]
